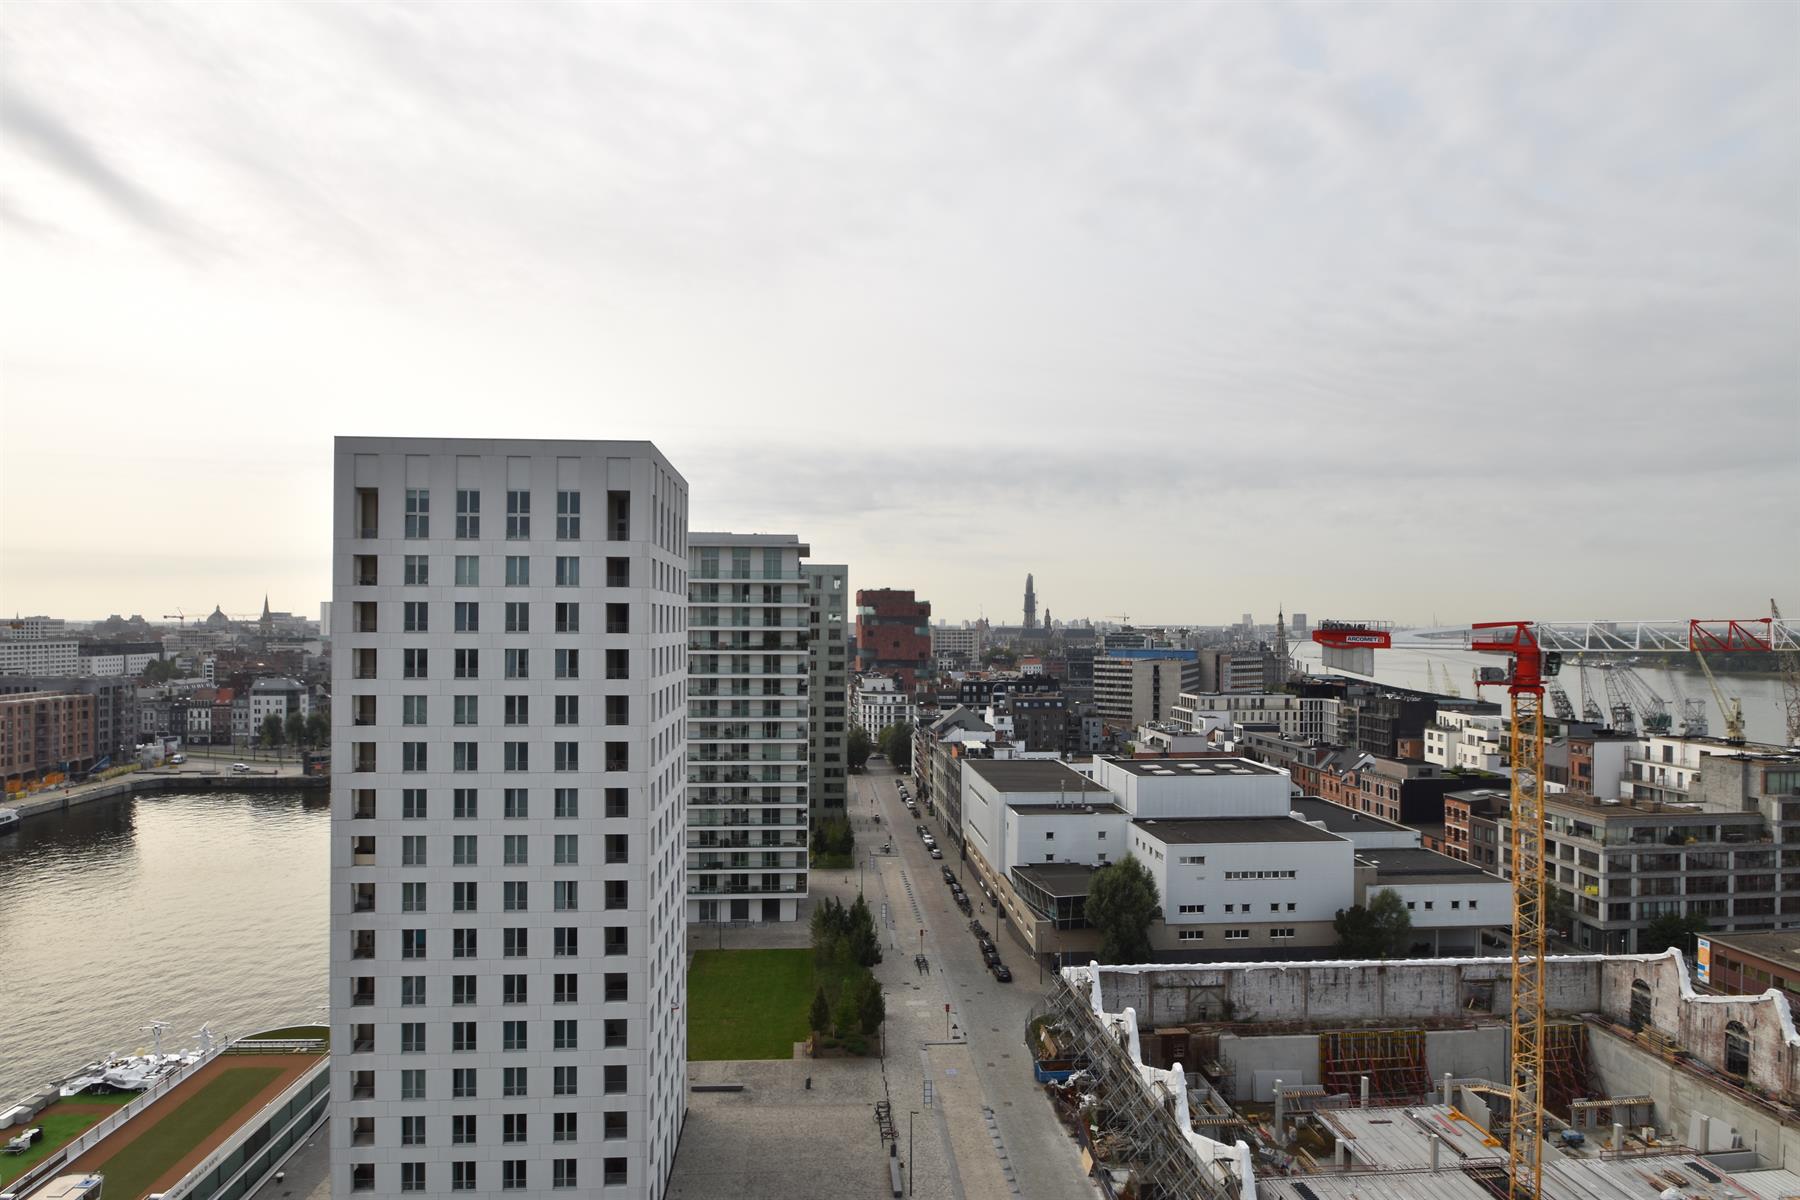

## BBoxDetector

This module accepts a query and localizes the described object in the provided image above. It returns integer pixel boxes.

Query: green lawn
[687,949,822,1060]
[94,1067,281,1199]
[0,1093,139,1187]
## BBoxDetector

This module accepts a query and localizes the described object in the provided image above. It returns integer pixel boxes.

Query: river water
[0,790,328,1101]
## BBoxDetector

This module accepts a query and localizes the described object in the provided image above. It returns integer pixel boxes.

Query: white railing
[5,1046,226,1198]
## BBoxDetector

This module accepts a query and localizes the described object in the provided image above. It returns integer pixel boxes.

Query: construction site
[1038,947,1800,1200]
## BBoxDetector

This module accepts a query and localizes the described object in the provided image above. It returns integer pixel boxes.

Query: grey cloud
[0,80,207,253]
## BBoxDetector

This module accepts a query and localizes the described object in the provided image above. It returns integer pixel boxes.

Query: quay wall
[5,771,326,820]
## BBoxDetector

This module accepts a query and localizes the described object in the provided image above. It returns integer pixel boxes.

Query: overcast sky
[2,1,1795,626]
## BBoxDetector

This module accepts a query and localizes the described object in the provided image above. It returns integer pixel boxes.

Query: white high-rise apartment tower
[331,439,688,1200]
[686,533,811,922]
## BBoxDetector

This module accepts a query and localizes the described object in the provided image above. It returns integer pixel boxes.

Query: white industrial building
[963,756,1510,962]
[330,438,689,1200]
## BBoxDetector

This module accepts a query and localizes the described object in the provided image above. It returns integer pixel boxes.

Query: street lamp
[908,1111,920,1196]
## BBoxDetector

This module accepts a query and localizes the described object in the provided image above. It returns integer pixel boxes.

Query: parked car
[916,824,927,836]
[976,937,995,956]
[969,920,987,938]
[929,847,943,859]
[990,962,1013,983]
[942,867,957,884]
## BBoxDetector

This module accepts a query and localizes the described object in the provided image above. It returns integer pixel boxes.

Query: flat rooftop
[1544,793,1766,820]
[1702,928,1800,973]
[1107,757,1279,778]
[1360,846,1501,885]
[963,759,1109,793]
[1008,801,1125,814]
[1290,797,1409,834]
[1131,816,1344,845]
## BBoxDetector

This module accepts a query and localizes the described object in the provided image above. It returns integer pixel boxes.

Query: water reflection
[0,790,327,1099]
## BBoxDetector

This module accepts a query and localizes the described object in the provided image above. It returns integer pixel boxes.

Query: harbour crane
[1687,619,1761,744]
[1575,657,1605,723]
[1776,599,1800,746]
[1601,663,1672,735]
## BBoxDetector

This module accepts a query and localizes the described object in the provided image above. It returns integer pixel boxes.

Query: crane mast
[1472,621,1548,1200]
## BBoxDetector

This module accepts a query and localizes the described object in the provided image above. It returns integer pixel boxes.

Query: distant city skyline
[3,3,1796,622]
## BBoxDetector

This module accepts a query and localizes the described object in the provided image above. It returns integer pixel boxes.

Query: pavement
[246,1116,329,1200]
[670,761,1097,1200]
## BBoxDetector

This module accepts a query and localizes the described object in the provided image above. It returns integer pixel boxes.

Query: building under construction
[1040,949,1800,1200]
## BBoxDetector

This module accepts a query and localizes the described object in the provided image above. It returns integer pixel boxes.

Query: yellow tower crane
[1471,621,1550,1200]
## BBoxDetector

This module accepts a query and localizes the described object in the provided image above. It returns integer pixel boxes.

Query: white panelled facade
[331,438,689,1200]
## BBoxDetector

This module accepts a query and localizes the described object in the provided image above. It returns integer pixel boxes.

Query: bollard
[1273,1079,1285,1131]
[1612,1122,1624,1151]
[805,1077,812,1091]
[1429,1134,1441,1173]
[1360,1075,1370,1108]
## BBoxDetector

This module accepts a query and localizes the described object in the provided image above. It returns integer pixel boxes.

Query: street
[851,757,1096,1200]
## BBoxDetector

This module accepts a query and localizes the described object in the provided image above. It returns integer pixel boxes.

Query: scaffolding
[1317,1030,1436,1104]
[1541,1023,1600,1124]
[1047,974,1241,1200]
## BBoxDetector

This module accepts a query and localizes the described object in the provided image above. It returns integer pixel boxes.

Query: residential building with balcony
[852,673,915,737]
[330,438,690,1200]
[1422,708,1507,774]
[1520,746,1800,953]
[688,533,812,923]
[804,563,849,814]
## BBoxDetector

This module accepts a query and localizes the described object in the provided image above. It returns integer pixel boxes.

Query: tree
[305,710,330,748]
[878,721,914,772]
[857,973,886,1034]
[1641,912,1710,957]
[847,893,883,967]
[142,657,181,683]
[285,710,308,748]
[1334,888,1413,958]
[259,714,285,747]
[1085,856,1161,963]
[809,986,832,1034]
[847,725,872,772]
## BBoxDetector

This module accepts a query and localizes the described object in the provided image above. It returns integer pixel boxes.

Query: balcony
[351,1074,375,1101]
[687,883,804,896]
[352,556,378,586]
